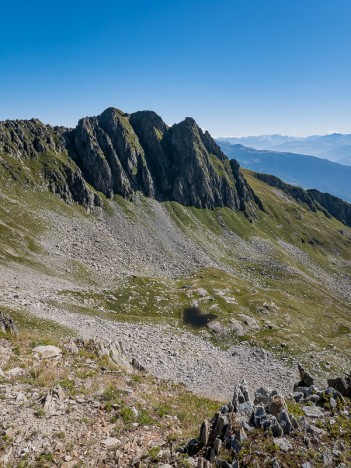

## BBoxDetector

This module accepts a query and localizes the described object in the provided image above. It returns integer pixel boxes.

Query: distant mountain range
[217,141,351,203]
[217,133,351,166]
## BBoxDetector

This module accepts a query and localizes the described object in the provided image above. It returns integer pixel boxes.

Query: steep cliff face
[69,108,154,200]
[254,173,351,227]
[0,108,261,217]
[161,117,253,211]
[0,119,100,211]
[66,108,260,216]
[308,189,351,227]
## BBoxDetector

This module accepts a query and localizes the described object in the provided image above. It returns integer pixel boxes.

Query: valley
[0,109,350,466]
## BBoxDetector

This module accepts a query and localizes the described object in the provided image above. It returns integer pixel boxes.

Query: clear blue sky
[1,0,350,137]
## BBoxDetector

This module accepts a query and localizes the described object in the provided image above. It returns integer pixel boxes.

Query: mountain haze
[218,133,351,165]
[217,141,351,203]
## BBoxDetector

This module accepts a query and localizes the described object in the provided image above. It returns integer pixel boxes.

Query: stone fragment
[200,420,210,445]
[235,427,247,442]
[252,405,266,428]
[254,387,271,405]
[238,401,254,417]
[0,312,18,335]
[213,437,222,454]
[302,405,324,418]
[33,345,62,359]
[101,437,120,448]
[293,391,304,402]
[6,367,24,377]
[271,417,283,437]
[297,363,314,387]
[322,449,333,466]
[277,409,293,435]
[273,437,292,452]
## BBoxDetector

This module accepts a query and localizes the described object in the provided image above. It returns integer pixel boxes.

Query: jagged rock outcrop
[0,108,262,215]
[0,119,100,211]
[254,172,351,227]
[181,366,351,467]
[68,108,154,200]
[0,311,18,335]
[68,108,260,216]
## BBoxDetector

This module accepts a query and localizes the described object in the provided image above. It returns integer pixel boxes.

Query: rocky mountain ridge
[253,173,351,228]
[0,108,260,218]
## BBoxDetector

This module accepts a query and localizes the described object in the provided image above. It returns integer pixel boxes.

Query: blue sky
[1,0,350,137]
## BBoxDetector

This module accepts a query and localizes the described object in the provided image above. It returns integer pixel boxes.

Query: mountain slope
[0,108,260,218]
[0,108,351,406]
[217,141,351,202]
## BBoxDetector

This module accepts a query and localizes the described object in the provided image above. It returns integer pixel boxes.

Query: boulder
[268,394,286,416]
[327,376,351,398]
[6,367,24,377]
[0,312,18,335]
[33,345,62,359]
[254,387,271,405]
[273,437,292,452]
[200,420,210,446]
[277,409,293,435]
[297,363,314,387]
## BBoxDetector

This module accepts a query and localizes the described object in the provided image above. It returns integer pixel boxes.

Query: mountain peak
[0,107,261,218]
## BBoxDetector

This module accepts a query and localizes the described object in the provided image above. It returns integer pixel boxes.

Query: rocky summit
[0,108,351,467]
[0,108,260,218]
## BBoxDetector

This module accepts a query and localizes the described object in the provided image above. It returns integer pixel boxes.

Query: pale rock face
[6,367,24,377]
[32,345,62,359]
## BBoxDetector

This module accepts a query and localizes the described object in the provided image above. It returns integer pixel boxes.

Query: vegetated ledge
[253,172,351,228]
[0,108,263,220]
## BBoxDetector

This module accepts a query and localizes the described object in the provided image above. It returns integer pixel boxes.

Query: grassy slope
[0,155,350,374]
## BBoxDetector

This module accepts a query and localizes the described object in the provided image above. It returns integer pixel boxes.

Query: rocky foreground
[0,312,350,467]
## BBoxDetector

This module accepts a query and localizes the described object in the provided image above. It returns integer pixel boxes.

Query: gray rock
[6,367,24,377]
[33,345,62,359]
[238,401,254,417]
[277,409,293,435]
[273,437,292,452]
[327,376,350,398]
[271,418,283,437]
[238,314,260,332]
[235,427,247,441]
[200,420,210,445]
[302,405,324,418]
[329,397,337,409]
[290,413,300,430]
[0,312,18,335]
[252,405,266,427]
[297,363,314,387]
[322,449,333,466]
[254,387,271,405]
[213,437,222,454]
[101,437,120,448]
[213,413,228,437]
[293,391,304,402]
[220,405,229,414]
